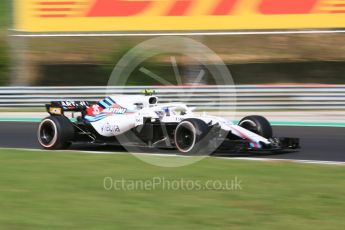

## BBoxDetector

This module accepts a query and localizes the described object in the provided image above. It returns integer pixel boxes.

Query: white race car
[37,90,299,154]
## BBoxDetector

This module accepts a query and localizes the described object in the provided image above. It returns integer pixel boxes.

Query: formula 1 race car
[37,90,299,154]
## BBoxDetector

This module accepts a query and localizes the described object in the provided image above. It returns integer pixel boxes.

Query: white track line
[1,147,344,166]
[228,157,345,166]
[11,29,345,37]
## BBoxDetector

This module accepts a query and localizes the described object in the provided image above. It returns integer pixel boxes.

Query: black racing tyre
[238,115,273,139]
[37,116,74,149]
[174,119,211,155]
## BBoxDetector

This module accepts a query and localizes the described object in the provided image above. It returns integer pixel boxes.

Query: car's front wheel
[37,116,74,149]
[238,115,273,139]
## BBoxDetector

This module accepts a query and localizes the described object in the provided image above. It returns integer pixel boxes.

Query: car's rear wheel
[238,115,273,139]
[174,119,211,155]
[37,116,74,149]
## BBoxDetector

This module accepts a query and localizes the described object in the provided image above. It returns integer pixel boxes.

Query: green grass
[0,108,46,112]
[0,0,7,30]
[0,149,344,229]
[0,0,9,85]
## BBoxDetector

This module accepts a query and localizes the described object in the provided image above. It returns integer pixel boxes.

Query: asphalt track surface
[0,122,345,162]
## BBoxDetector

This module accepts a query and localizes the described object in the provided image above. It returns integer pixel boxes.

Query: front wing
[217,137,300,153]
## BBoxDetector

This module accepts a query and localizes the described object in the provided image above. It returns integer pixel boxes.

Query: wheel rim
[38,119,57,148]
[175,122,196,153]
[239,120,259,134]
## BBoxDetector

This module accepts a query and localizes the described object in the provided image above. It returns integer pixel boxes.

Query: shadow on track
[69,142,297,158]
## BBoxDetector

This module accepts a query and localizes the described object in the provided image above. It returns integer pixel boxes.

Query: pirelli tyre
[238,115,273,139]
[37,116,74,149]
[174,119,211,155]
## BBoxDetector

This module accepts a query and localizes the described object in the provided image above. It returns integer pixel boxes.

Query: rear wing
[46,101,97,115]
